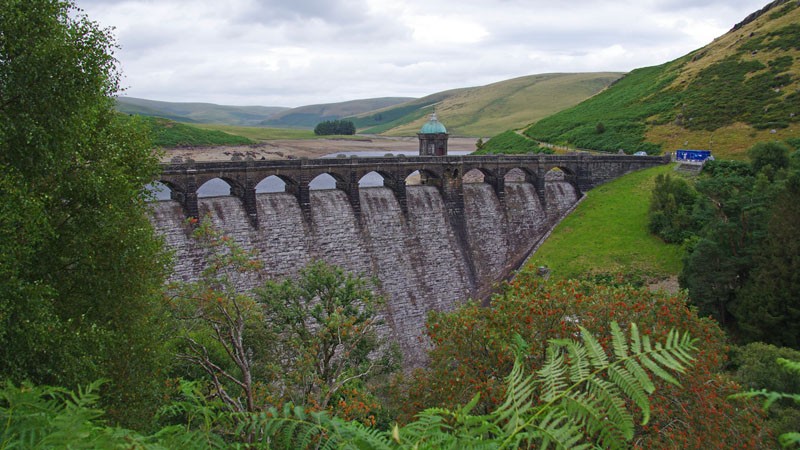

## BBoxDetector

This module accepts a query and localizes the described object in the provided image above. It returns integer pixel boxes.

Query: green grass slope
[141,117,254,147]
[473,130,553,155]
[524,0,800,159]
[353,73,623,137]
[116,97,287,126]
[527,164,683,280]
[260,97,414,129]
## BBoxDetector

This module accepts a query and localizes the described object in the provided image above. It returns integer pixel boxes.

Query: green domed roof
[420,112,447,134]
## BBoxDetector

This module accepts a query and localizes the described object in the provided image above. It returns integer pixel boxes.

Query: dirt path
[161,136,481,162]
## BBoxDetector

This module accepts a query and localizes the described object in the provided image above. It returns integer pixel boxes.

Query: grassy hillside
[527,164,683,280]
[349,90,466,133]
[116,97,412,129]
[116,97,287,126]
[473,130,553,155]
[524,0,800,159]
[260,97,413,128]
[141,117,254,147]
[353,73,623,137]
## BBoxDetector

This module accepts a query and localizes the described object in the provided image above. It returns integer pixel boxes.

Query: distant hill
[350,73,624,137]
[524,0,800,159]
[115,97,288,126]
[260,97,414,129]
[135,116,254,147]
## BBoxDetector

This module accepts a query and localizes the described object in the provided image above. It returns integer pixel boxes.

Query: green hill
[116,97,413,129]
[524,0,800,160]
[473,130,552,155]
[348,89,467,133]
[527,164,683,280]
[351,73,623,137]
[116,97,287,126]
[139,116,254,147]
[260,97,414,128]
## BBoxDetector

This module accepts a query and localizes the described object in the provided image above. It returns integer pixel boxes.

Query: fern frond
[560,393,604,435]
[610,322,629,359]
[607,365,651,425]
[732,388,800,410]
[493,338,540,431]
[638,354,680,386]
[398,407,456,448]
[779,431,800,448]
[633,327,695,388]
[511,407,589,450]
[585,377,633,445]
[623,357,655,395]
[778,357,800,374]
[630,322,643,354]
[580,326,609,369]
[327,417,394,450]
[536,342,569,403]
[562,339,591,385]
[492,322,696,450]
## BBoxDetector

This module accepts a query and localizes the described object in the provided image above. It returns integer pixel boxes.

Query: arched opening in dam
[358,171,386,188]
[255,175,287,193]
[309,173,339,190]
[197,177,232,198]
[463,168,486,184]
[145,181,172,201]
[405,169,440,186]
[504,167,528,183]
[405,170,421,185]
[544,167,579,216]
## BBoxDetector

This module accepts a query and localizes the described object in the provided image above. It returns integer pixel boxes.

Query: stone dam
[150,154,667,365]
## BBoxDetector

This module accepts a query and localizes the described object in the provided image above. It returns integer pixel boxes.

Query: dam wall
[151,153,667,365]
[150,177,578,365]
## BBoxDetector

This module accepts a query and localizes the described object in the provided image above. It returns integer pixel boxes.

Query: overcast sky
[76,0,770,107]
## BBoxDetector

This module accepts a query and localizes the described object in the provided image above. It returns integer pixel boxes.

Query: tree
[0,0,171,428]
[679,159,771,327]
[648,173,700,243]
[400,274,768,448]
[256,260,399,415]
[596,122,606,134]
[748,140,791,179]
[168,218,271,415]
[169,220,397,424]
[314,119,356,135]
[732,170,800,348]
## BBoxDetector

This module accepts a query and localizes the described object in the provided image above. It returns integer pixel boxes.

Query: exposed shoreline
[160,136,482,162]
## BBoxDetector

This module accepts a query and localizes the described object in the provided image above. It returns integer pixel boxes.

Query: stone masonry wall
[150,179,578,366]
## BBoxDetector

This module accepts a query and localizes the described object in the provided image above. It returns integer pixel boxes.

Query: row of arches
[147,167,568,200]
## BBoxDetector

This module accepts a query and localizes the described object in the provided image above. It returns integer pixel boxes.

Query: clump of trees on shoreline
[314,119,356,135]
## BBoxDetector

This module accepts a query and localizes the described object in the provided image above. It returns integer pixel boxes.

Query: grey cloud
[233,0,370,26]
[650,0,768,11]
[487,22,681,52]
[76,0,778,106]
